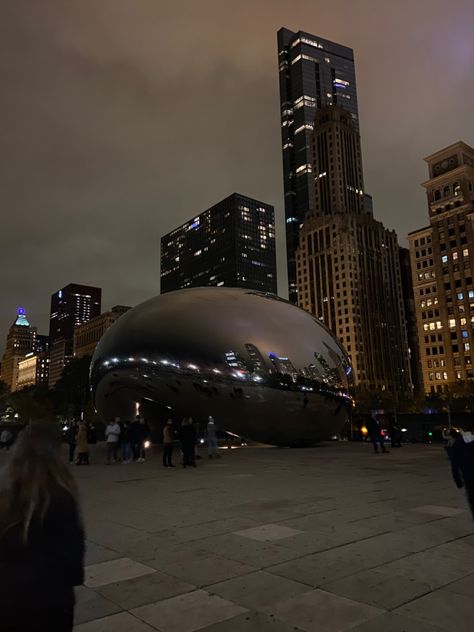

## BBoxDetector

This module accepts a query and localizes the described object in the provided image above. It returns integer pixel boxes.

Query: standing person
[366,415,388,454]
[105,417,121,464]
[180,418,196,468]
[65,421,77,465]
[206,416,220,459]
[75,422,89,465]
[0,423,85,632]
[389,416,402,448]
[137,417,151,462]
[0,428,13,450]
[162,420,175,468]
[121,421,132,464]
[449,423,474,520]
[130,415,141,462]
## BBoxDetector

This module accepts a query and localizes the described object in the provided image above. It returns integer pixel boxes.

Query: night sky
[1,0,473,351]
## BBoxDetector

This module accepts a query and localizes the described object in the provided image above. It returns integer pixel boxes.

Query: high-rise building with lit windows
[48,283,101,387]
[277,27,359,302]
[296,106,412,396]
[408,141,474,394]
[160,193,277,295]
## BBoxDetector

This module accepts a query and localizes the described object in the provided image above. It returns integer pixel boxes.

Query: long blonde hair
[0,423,79,544]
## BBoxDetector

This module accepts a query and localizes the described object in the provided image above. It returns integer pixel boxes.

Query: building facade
[399,247,423,395]
[48,283,101,387]
[278,27,359,302]
[16,352,49,390]
[296,106,412,396]
[408,141,474,393]
[73,305,131,358]
[0,309,37,392]
[161,193,277,294]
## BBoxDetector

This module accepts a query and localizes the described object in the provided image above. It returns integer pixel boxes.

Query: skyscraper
[278,27,359,302]
[408,141,474,393]
[48,283,101,387]
[0,308,37,391]
[161,193,277,295]
[296,105,411,396]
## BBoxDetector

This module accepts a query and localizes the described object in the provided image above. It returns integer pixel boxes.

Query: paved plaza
[7,441,474,631]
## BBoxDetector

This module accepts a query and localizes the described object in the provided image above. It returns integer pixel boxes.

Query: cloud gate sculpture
[90,288,352,446]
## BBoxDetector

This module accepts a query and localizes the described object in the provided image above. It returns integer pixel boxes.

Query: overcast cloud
[1,0,473,349]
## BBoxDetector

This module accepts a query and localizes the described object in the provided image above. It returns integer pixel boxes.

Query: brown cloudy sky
[1,0,473,348]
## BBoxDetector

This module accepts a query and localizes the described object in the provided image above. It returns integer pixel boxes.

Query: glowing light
[144,441,151,449]
[361,426,368,436]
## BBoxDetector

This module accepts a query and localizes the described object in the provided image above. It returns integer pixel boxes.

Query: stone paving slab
[96,570,196,610]
[207,570,310,609]
[394,589,473,631]
[75,611,157,631]
[132,589,248,632]
[85,558,157,588]
[263,589,384,632]
[321,568,431,610]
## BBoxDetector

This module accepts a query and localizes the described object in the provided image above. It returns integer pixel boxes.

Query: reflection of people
[163,420,175,467]
[0,423,85,632]
[0,428,13,450]
[206,416,219,459]
[449,423,474,520]
[366,415,388,454]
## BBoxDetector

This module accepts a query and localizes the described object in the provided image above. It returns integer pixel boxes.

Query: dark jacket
[179,424,197,448]
[129,421,141,443]
[137,422,151,442]
[0,490,85,624]
[450,434,474,487]
[366,417,382,438]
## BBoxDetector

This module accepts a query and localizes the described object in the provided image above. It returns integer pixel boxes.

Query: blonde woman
[0,423,85,632]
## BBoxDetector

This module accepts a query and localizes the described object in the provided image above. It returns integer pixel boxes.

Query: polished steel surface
[90,288,352,446]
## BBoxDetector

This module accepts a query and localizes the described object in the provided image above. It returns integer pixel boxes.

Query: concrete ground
[7,441,474,631]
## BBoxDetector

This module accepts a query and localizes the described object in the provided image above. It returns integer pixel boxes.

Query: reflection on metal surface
[90,288,352,446]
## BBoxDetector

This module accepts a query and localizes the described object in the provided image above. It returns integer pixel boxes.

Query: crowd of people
[64,414,223,468]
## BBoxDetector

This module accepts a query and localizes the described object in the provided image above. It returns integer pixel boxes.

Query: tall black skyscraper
[48,283,101,387]
[277,27,359,302]
[161,193,277,295]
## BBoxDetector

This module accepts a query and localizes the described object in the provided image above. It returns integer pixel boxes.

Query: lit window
[461,318,467,326]
[441,255,448,263]
[469,291,474,299]
[294,123,314,134]
[465,343,471,351]
[436,321,442,329]
[449,319,456,328]
[462,331,469,338]
[463,248,469,257]
[429,322,436,330]
[458,293,464,301]
[443,372,448,380]
[453,251,458,260]
[423,324,429,331]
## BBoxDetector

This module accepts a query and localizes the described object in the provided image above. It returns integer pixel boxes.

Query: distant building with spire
[0,308,37,391]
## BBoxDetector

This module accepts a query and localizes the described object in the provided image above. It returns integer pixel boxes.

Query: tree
[0,380,9,417]
[8,384,54,422]
[53,356,93,419]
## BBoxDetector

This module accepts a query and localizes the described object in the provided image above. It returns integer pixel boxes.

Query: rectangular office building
[161,193,277,295]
